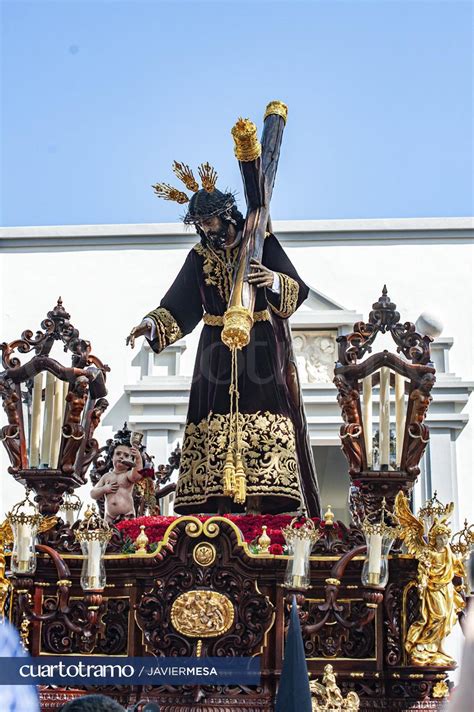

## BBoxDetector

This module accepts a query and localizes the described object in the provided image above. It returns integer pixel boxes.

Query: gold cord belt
[203,309,270,326]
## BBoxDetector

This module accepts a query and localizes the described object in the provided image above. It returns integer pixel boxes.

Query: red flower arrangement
[116,514,322,549]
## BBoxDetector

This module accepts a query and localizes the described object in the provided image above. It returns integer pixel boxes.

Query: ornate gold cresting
[231,118,262,162]
[395,491,468,666]
[264,100,288,124]
[171,590,234,638]
[310,664,360,711]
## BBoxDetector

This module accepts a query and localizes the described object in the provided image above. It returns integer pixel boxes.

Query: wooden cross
[222,101,288,349]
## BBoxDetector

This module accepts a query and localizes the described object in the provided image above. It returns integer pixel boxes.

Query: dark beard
[207,224,229,250]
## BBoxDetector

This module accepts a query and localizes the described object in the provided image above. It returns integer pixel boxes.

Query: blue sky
[1,0,472,226]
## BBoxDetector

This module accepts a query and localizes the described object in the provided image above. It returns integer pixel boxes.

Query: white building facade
[1,217,473,527]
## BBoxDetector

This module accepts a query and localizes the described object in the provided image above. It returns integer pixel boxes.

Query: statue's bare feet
[246,496,261,516]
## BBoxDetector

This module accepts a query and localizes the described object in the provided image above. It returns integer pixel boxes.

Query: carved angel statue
[309,664,360,711]
[394,491,466,666]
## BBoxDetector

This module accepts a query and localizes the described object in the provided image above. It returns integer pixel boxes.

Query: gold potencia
[152,161,218,204]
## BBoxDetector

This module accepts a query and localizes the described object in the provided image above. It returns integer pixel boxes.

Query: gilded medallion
[193,542,217,567]
[171,590,234,638]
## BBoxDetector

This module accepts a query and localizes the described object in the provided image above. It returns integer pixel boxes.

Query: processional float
[1,103,473,712]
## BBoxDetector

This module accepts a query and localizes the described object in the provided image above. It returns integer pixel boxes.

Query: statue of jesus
[127,162,320,517]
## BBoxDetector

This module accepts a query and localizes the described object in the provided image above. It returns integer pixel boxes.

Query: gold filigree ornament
[75,505,111,546]
[198,162,218,193]
[193,542,216,567]
[432,680,449,699]
[172,161,199,192]
[231,118,262,162]
[264,100,288,124]
[395,491,466,667]
[418,490,454,535]
[151,182,190,205]
[171,590,234,638]
[309,664,360,711]
[450,518,474,558]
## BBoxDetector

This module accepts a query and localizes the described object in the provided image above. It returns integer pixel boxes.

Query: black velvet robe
[146,233,320,516]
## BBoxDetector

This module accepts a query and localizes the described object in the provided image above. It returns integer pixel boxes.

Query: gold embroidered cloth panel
[145,307,183,351]
[174,411,302,508]
[269,272,300,318]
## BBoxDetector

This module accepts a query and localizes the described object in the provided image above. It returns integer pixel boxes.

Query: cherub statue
[394,491,466,666]
[90,439,144,523]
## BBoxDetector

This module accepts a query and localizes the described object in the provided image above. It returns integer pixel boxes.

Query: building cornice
[1,217,472,250]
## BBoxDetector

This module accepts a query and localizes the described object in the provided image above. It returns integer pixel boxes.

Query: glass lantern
[75,506,111,591]
[282,516,321,590]
[361,499,401,589]
[60,492,82,527]
[7,490,42,575]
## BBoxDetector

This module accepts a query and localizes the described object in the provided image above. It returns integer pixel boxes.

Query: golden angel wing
[0,519,13,546]
[394,491,426,558]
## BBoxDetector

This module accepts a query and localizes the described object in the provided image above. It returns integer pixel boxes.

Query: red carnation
[269,543,284,555]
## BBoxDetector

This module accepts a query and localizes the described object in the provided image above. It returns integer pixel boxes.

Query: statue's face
[113,445,134,472]
[74,377,89,396]
[435,533,450,550]
[197,215,229,248]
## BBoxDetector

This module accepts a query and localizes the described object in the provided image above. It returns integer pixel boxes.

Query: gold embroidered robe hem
[174,411,303,515]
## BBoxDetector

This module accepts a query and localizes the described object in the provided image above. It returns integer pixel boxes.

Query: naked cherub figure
[90,442,144,523]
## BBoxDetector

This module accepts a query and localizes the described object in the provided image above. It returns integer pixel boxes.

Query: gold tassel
[233,454,246,504]
[223,450,236,497]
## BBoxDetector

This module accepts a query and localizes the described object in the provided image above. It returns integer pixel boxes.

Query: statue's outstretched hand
[126,321,151,349]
